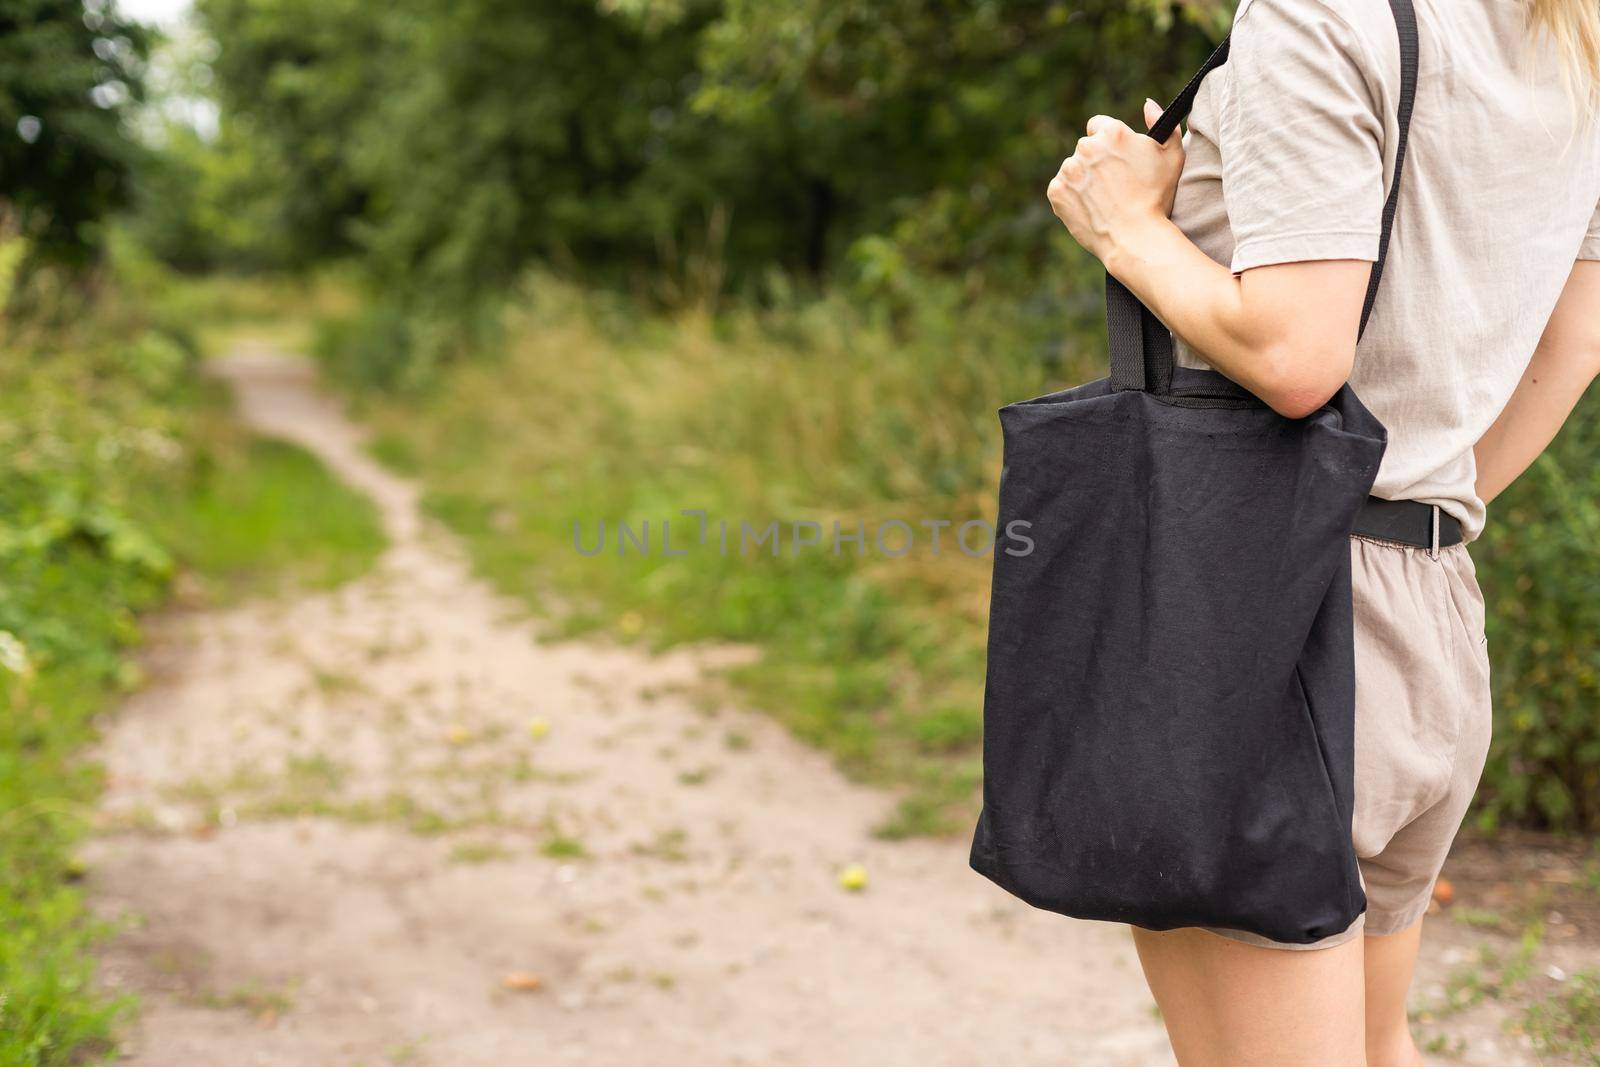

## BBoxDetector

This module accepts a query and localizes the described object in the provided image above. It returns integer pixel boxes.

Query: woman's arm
[1474,260,1600,504]
[1049,102,1370,419]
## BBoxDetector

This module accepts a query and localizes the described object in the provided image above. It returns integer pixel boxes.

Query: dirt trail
[85,342,1174,1066]
[86,342,1552,1067]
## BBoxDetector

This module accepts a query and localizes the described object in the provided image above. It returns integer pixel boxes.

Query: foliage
[0,0,149,279]
[129,120,285,273]
[695,0,1223,288]
[192,0,714,296]
[0,275,190,1063]
[0,302,189,702]
[0,254,384,1063]
[350,274,1093,835]
[1475,382,1600,832]
[163,0,1225,376]
[188,0,384,268]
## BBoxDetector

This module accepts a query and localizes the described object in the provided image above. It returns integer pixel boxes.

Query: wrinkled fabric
[970,373,1387,944]
[1171,0,1600,540]
[1208,538,1493,949]
[1348,539,1491,928]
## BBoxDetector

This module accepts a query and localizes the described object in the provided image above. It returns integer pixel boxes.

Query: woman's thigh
[1132,926,1367,1067]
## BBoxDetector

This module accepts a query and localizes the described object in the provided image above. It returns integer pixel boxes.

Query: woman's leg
[1131,927,1366,1067]
[1363,921,1426,1067]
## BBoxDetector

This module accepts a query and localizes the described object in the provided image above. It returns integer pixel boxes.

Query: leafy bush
[0,293,195,1064]
[0,314,194,691]
[0,0,149,277]
[165,0,1226,377]
[1474,382,1600,832]
[0,254,383,1062]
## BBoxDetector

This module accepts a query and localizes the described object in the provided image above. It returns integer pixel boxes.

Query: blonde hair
[1529,0,1600,110]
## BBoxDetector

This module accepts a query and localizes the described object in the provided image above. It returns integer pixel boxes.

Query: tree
[0,0,149,273]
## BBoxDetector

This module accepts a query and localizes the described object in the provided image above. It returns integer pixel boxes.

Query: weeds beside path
[84,338,1592,1066]
[85,341,1175,1066]
[0,317,383,1066]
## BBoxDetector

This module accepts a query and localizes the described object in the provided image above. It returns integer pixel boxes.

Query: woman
[1045,0,1600,1063]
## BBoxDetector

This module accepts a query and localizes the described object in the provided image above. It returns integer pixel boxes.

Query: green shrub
[0,262,383,1063]
[1474,382,1600,832]
[0,309,192,1064]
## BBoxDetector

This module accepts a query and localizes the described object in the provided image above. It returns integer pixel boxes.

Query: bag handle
[1108,0,1418,395]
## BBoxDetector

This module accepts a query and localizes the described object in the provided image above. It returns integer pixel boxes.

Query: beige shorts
[1213,537,1494,950]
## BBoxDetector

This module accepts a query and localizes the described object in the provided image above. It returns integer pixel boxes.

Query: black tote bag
[970,0,1415,945]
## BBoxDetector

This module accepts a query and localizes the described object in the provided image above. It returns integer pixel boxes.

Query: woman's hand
[1047,99,1185,272]
[1043,98,1369,419]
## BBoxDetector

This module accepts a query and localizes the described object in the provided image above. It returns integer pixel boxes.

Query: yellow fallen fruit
[502,971,544,992]
[837,863,868,892]
[528,717,550,740]
[445,725,470,746]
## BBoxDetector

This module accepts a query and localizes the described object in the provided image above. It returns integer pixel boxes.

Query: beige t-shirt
[1170,0,1600,540]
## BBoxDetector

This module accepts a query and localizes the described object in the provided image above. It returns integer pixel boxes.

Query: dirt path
[85,342,1560,1066]
[85,343,1173,1066]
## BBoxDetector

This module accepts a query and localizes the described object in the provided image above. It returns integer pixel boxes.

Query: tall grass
[348,270,1600,838]
[0,260,383,1065]
[351,274,1096,834]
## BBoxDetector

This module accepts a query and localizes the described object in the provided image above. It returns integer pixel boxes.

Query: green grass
[540,834,588,860]
[136,432,384,600]
[0,667,131,1065]
[347,278,1083,837]
[1412,910,1599,1062]
[1,279,383,1064]
[1524,969,1600,1063]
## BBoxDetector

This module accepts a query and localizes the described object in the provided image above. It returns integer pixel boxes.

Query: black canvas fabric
[969,0,1415,944]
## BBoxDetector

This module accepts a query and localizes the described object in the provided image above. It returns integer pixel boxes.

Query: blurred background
[2,1,1597,1063]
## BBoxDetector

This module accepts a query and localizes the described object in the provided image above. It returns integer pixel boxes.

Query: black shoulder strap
[1108,0,1417,394]
[1361,0,1417,337]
